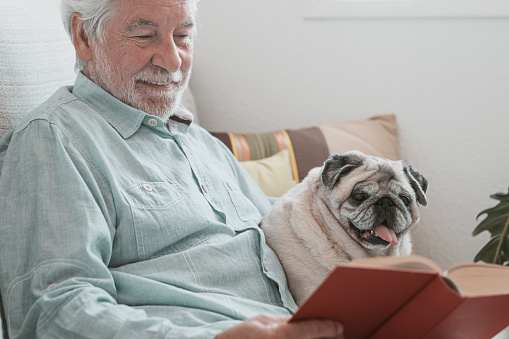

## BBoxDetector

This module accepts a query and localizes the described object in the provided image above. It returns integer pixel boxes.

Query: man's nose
[151,39,182,73]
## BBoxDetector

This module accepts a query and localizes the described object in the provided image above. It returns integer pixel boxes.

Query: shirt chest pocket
[122,182,208,260]
[124,182,184,209]
[223,182,262,226]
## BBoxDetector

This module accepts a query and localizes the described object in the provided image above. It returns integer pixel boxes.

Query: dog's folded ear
[321,152,364,191]
[403,162,429,206]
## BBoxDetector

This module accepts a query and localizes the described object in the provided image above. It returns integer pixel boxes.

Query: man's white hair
[61,0,199,72]
[61,0,115,71]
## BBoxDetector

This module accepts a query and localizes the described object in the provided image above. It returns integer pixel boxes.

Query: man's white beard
[90,44,190,122]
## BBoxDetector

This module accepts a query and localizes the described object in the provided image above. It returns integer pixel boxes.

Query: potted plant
[472,188,509,265]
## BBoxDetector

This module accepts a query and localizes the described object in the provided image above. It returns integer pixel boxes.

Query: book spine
[370,274,462,339]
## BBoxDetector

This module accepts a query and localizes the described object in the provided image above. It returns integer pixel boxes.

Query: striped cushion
[211,114,399,185]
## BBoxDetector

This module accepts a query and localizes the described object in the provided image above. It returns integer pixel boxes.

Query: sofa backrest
[0,4,76,139]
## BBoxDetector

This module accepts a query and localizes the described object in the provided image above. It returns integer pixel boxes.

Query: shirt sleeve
[0,120,239,339]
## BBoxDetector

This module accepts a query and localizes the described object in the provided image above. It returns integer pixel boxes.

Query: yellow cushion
[240,150,294,197]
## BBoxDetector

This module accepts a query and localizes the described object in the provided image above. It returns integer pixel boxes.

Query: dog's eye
[400,195,411,206]
[352,192,367,202]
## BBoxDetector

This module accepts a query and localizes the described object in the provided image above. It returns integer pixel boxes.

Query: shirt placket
[167,121,228,224]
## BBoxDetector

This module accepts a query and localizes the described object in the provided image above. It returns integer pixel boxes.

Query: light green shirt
[0,73,296,339]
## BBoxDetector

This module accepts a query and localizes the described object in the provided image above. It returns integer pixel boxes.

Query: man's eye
[136,35,153,39]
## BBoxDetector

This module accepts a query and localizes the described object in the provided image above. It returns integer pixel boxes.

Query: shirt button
[263,262,269,272]
[148,118,158,127]
[142,184,153,192]
[201,184,208,193]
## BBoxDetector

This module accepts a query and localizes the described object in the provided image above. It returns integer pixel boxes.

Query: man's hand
[216,315,344,339]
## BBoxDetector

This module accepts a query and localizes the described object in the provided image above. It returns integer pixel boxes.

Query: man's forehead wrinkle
[118,2,195,32]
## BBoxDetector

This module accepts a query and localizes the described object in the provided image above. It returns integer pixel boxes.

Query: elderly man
[0,0,344,338]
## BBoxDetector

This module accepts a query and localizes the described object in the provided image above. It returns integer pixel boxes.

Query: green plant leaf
[473,235,509,265]
[472,188,509,265]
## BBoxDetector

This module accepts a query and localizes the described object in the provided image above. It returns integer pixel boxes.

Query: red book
[290,255,509,339]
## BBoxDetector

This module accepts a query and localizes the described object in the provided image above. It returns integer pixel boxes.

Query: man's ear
[71,13,93,65]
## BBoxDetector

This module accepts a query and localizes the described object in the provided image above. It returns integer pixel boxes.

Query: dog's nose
[376,197,394,208]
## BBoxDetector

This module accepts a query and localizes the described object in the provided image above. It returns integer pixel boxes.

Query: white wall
[1,0,60,12]
[191,0,509,269]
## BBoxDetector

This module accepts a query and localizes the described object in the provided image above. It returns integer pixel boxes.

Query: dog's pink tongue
[374,225,398,245]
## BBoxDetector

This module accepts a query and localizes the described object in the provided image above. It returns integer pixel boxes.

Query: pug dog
[260,150,428,306]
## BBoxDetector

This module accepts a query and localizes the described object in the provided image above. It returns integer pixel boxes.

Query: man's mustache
[133,67,183,85]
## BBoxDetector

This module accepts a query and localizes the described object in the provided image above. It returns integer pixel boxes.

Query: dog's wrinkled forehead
[352,156,403,180]
[351,162,406,191]
[371,162,398,182]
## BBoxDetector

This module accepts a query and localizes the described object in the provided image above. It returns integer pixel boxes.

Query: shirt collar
[72,73,146,139]
[71,72,194,139]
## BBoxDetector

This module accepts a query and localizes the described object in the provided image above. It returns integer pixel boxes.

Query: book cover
[290,256,509,339]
